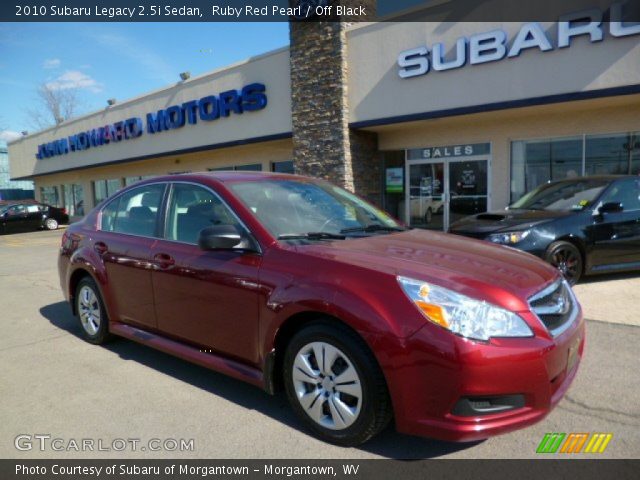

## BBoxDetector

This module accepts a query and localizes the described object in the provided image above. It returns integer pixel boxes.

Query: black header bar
[2,0,640,22]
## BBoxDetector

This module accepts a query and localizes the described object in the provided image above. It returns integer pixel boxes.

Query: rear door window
[101,183,166,237]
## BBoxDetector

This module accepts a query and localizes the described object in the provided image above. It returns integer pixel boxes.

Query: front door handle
[153,253,175,269]
[94,242,108,255]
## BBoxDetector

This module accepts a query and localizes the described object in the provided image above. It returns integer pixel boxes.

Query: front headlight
[487,230,530,245]
[397,276,533,341]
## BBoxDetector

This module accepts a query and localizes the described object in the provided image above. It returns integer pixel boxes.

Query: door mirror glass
[198,225,243,250]
[598,202,624,214]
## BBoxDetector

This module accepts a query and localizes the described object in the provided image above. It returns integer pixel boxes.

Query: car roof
[143,170,317,184]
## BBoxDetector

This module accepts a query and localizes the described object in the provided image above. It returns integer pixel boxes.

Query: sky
[0,22,289,143]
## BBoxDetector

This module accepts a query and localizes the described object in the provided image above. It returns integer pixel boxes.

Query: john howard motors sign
[35,83,267,160]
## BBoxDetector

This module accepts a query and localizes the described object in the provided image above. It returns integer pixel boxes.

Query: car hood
[449,209,573,235]
[297,229,558,311]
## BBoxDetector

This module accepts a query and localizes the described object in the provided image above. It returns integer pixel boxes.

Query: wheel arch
[68,268,99,316]
[265,311,387,398]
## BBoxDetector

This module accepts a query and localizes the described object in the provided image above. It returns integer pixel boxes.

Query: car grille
[529,280,578,336]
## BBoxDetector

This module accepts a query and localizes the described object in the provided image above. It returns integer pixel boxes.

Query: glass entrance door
[407,158,488,231]
[448,159,488,227]
[407,162,445,230]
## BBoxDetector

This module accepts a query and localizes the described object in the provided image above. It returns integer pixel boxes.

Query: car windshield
[510,179,609,212]
[229,179,404,240]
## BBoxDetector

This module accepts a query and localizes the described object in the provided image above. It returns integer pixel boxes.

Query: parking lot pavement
[1,230,639,459]
[574,272,640,327]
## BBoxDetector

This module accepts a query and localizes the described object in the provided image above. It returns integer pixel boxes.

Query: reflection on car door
[150,182,262,364]
[588,178,640,270]
[98,183,166,329]
[25,204,43,230]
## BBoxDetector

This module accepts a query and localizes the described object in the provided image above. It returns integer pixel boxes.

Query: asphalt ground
[1,229,639,459]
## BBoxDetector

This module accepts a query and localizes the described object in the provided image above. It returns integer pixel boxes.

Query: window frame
[97,180,259,251]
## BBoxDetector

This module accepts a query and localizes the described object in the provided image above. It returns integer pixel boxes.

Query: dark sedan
[449,175,640,284]
[0,202,69,234]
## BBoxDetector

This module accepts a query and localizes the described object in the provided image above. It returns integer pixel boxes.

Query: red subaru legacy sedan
[58,172,584,446]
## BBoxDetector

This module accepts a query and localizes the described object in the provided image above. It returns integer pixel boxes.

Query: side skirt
[109,322,267,391]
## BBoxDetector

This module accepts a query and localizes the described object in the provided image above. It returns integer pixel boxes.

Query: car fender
[260,273,425,367]
[67,246,114,320]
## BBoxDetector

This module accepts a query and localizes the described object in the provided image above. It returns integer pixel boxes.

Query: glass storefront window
[271,160,294,174]
[234,164,262,171]
[382,151,405,222]
[63,184,84,217]
[511,132,640,202]
[39,186,59,206]
[93,178,122,205]
[511,136,582,202]
[585,132,640,176]
[124,175,155,186]
[208,164,263,172]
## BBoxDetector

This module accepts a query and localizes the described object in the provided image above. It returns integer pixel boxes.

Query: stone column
[289,1,381,205]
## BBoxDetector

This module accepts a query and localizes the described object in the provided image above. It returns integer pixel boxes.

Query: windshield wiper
[278,232,347,240]
[340,224,407,234]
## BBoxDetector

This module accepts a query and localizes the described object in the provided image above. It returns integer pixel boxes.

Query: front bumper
[382,309,585,442]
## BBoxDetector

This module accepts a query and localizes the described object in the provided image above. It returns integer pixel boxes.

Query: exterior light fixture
[179,72,191,81]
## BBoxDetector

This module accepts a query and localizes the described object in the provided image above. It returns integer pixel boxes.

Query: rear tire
[44,218,58,230]
[75,277,113,344]
[545,241,583,285]
[283,320,392,446]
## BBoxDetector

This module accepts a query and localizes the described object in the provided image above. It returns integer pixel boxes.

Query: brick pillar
[289,1,381,205]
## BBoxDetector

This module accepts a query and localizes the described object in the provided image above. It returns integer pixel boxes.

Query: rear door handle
[94,242,108,255]
[153,253,175,269]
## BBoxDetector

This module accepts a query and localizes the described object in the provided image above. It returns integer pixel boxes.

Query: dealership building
[7,10,640,230]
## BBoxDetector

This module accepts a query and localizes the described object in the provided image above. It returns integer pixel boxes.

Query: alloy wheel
[78,285,101,336]
[550,246,581,284]
[45,218,58,230]
[292,341,363,430]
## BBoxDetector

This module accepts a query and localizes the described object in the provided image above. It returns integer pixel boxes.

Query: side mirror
[598,202,623,215]
[197,225,244,251]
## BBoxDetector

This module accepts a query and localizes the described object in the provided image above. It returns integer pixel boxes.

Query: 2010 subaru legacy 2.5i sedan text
[58,172,584,446]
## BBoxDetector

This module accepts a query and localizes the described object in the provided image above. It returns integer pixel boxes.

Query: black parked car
[0,202,69,234]
[449,176,640,284]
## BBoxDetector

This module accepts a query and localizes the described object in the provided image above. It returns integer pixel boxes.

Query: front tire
[75,277,112,344]
[424,207,433,225]
[545,240,584,285]
[44,218,58,230]
[283,321,392,446]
